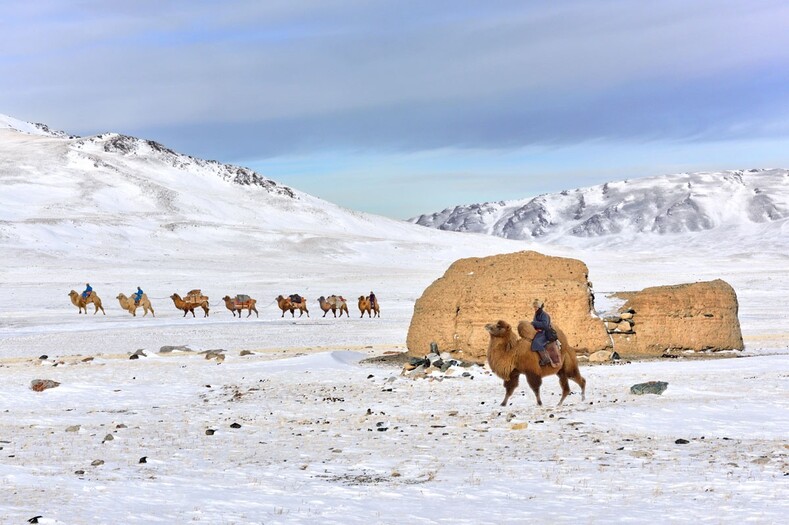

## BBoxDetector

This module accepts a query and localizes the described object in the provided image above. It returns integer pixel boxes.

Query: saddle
[289,294,303,305]
[545,341,562,367]
[234,294,251,307]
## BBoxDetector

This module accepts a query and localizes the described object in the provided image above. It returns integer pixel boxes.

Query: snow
[1,118,787,523]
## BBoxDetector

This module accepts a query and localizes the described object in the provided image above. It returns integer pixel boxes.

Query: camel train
[276,294,310,318]
[170,290,210,317]
[117,292,155,317]
[358,295,380,318]
[485,319,586,407]
[318,295,349,317]
[223,295,258,318]
[69,286,380,320]
[68,290,105,315]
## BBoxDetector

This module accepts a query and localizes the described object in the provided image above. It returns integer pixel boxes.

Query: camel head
[485,320,512,338]
[222,296,231,301]
[68,290,77,297]
[318,296,325,302]
[358,295,366,301]
[116,293,124,300]
[170,293,180,300]
[276,295,284,301]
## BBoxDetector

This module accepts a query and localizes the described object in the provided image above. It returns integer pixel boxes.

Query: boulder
[30,379,60,392]
[630,381,669,395]
[611,279,743,356]
[406,250,611,362]
[588,350,613,363]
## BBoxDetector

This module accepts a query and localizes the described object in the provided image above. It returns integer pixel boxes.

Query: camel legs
[250,307,258,318]
[572,372,587,401]
[525,372,543,406]
[557,372,571,406]
[501,370,520,406]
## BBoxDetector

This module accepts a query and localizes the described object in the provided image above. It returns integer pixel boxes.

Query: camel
[68,290,105,315]
[276,295,309,318]
[485,319,586,407]
[223,295,259,318]
[170,292,210,317]
[116,293,155,317]
[318,295,349,318]
[358,295,380,318]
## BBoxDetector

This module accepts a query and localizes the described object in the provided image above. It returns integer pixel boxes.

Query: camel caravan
[69,284,381,320]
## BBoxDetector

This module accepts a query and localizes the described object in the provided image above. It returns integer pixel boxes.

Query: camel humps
[223,295,258,318]
[485,319,586,407]
[358,295,380,318]
[318,295,349,318]
[68,290,105,315]
[170,292,210,317]
[117,293,155,317]
[276,295,309,318]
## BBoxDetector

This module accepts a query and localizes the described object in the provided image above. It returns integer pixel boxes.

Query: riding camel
[318,295,349,318]
[170,291,210,317]
[222,295,259,318]
[116,293,155,317]
[485,319,586,407]
[276,295,309,318]
[358,295,380,318]
[68,290,105,315]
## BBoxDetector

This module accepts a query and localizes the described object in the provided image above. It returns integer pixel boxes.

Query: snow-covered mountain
[411,169,789,248]
[0,114,519,270]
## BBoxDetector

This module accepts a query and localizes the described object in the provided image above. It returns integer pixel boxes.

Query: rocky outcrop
[406,251,611,363]
[608,279,743,356]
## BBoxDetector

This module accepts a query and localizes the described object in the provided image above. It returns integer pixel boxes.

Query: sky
[2,1,789,218]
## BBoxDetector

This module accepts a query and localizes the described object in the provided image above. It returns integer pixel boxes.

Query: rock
[205,429,215,435]
[675,438,689,445]
[589,350,613,363]
[65,425,81,433]
[102,434,114,443]
[159,345,192,353]
[38,355,48,360]
[91,459,104,467]
[230,422,241,429]
[239,350,254,356]
[630,381,669,395]
[30,379,60,392]
[28,516,42,524]
[511,422,528,430]
[406,250,611,363]
[129,354,139,360]
[74,470,85,475]
[131,349,147,358]
[620,312,634,320]
[612,280,743,356]
[139,456,147,463]
[611,351,620,361]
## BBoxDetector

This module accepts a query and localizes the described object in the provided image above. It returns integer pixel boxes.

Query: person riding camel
[133,286,144,306]
[530,299,559,368]
[82,283,93,299]
[369,291,377,308]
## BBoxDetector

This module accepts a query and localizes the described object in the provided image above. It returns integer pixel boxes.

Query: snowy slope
[411,169,789,249]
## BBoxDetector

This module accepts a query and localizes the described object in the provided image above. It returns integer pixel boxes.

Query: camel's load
[235,294,251,305]
[289,294,304,305]
[185,289,208,304]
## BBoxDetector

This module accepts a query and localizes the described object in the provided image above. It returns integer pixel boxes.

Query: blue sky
[3,1,789,218]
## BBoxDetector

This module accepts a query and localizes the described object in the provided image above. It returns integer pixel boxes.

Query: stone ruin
[407,251,745,363]
[603,279,744,356]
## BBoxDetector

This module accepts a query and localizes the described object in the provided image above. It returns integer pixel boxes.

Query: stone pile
[401,342,480,380]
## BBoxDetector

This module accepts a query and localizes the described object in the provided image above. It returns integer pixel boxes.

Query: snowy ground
[1,246,787,524]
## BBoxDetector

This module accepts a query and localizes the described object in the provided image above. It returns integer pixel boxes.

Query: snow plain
[0,119,787,523]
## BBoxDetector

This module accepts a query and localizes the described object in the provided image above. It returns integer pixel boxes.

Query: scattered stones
[65,425,81,433]
[159,345,193,353]
[204,350,226,361]
[74,469,85,475]
[230,422,242,429]
[30,379,60,392]
[630,381,669,395]
[91,459,104,467]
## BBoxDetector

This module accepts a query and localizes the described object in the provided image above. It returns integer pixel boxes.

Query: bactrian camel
[116,293,155,317]
[170,293,210,318]
[222,295,259,318]
[68,290,105,315]
[485,319,586,407]
[276,295,309,318]
[358,295,380,318]
[318,295,349,318]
